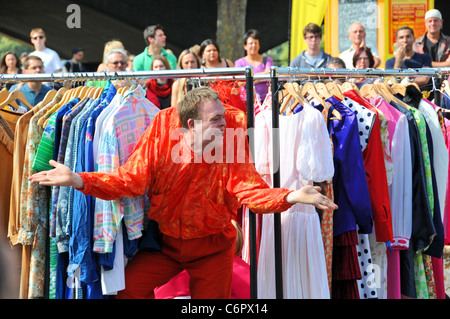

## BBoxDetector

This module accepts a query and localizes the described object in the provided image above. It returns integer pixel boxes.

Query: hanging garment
[389,99,430,298]
[255,101,334,299]
[326,96,373,299]
[339,95,380,299]
[93,85,159,253]
[343,90,393,243]
[18,94,66,298]
[369,95,412,299]
[0,114,14,237]
[421,99,449,224]
[326,96,373,236]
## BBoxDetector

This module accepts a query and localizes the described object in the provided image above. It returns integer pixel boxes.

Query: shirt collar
[146,46,167,57]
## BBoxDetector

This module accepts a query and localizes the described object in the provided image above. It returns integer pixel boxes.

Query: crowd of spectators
[1,8,448,110]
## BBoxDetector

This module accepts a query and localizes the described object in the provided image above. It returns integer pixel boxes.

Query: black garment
[158,95,171,110]
[401,89,445,258]
[63,60,84,72]
[390,98,436,253]
[424,36,440,62]
[390,98,435,298]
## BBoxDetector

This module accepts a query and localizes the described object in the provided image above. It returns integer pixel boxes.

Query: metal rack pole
[0,67,250,83]
[244,67,259,299]
[270,66,284,299]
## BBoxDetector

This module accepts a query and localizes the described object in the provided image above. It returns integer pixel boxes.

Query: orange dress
[77,104,293,240]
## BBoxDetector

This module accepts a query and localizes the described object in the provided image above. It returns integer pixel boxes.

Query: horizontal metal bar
[0,67,250,83]
[274,66,449,78]
[1,66,448,83]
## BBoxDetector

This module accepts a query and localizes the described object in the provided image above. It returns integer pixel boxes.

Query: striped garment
[93,85,159,253]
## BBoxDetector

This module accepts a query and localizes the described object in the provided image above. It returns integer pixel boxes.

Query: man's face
[106,53,127,71]
[425,17,443,34]
[194,99,226,150]
[23,59,44,74]
[30,32,46,47]
[349,24,366,46]
[150,29,167,48]
[73,51,84,62]
[396,29,415,51]
[304,32,321,50]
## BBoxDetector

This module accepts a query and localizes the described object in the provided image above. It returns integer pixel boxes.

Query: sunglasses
[32,35,44,40]
[110,61,127,65]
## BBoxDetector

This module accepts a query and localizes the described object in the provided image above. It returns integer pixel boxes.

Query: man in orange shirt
[30,87,337,299]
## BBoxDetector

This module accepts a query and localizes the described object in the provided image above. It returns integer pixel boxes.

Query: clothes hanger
[59,86,74,106]
[0,88,21,111]
[70,86,83,99]
[326,82,344,100]
[314,82,342,120]
[375,82,394,103]
[377,82,410,110]
[93,87,103,99]
[0,89,33,110]
[391,83,406,96]
[340,81,354,93]
[360,83,380,99]
[405,82,420,91]
[52,87,67,104]
[41,89,57,105]
[315,82,331,100]
[279,82,302,115]
[0,88,9,102]
[86,86,96,98]
[301,81,326,106]
[76,86,89,100]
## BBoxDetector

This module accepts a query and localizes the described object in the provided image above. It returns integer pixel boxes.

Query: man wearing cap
[414,9,450,67]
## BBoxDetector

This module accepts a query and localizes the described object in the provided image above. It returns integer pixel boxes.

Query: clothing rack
[268,66,449,299]
[0,66,264,300]
[2,66,449,300]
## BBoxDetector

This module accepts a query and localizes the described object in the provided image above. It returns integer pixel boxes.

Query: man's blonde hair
[177,87,219,128]
[30,28,45,38]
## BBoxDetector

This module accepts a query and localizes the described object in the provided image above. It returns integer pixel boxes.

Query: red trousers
[116,223,236,299]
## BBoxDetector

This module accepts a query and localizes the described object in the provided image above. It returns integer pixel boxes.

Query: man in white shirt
[339,22,381,68]
[29,28,63,74]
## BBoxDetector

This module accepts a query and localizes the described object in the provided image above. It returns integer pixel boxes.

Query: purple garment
[326,96,374,237]
[235,56,273,100]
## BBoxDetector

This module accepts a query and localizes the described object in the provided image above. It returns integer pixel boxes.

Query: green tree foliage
[0,34,32,62]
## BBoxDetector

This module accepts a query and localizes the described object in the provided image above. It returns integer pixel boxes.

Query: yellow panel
[290,0,330,61]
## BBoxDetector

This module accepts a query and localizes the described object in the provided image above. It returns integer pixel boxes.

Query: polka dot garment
[341,96,376,152]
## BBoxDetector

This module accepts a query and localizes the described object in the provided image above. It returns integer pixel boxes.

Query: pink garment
[432,256,446,299]
[425,99,450,244]
[154,256,250,299]
[387,250,401,299]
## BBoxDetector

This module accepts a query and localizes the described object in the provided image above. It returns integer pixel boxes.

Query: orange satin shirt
[77,104,293,239]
